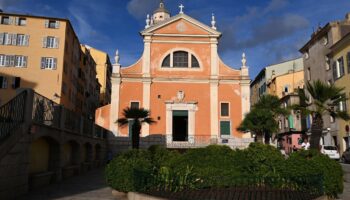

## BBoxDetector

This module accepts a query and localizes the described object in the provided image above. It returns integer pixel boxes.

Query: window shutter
[55,21,60,28]
[0,33,4,45]
[6,33,12,45]
[41,57,46,69]
[220,121,231,136]
[42,37,47,48]
[13,77,20,88]
[11,34,17,45]
[15,17,19,25]
[4,55,10,66]
[23,56,27,67]
[288,115,294,129]
[53,58,57,69]
[54,38,59,48]
[332,62,337,80]
[3,77,7,88]
[44,20,49,28]
[0,76,3,88]
[9,17,14,25]
[24,35,29,46]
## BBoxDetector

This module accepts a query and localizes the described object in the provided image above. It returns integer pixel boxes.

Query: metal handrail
[0,91,27,141]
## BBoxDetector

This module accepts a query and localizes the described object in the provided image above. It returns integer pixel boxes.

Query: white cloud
[127,0,158,20]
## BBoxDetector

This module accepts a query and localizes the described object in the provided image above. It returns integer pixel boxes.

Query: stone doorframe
[165,101,198,144]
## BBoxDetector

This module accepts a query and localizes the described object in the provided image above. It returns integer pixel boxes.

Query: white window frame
[220,102,230,118]
[15,56,27,67]
[16,34,25,46]
[0,55,5,66]
[130,101,140,109]
[41,57,57,70]
[159,48,202,71]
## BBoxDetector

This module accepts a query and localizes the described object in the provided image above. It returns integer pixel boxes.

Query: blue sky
[1,0,350,78]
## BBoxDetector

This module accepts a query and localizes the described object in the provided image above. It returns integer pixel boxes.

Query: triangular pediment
[141,14,221,36]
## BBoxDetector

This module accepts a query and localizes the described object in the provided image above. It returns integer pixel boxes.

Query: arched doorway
[29,136,60,189]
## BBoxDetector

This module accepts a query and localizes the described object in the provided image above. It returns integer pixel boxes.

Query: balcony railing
[0,91,27,141]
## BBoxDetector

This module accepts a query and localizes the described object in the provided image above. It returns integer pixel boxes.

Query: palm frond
[116,118,129,127]
[142,117,156,125]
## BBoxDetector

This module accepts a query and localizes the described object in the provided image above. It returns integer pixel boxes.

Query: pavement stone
[19,168,124,200]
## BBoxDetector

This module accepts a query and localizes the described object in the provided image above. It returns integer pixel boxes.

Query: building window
[191,55,199,68]
[161,55,170,67]
[43,36,59,48]
[161,51,200,68]
[45,20,60,29]
[1,16,10,25]
[173,51,188,67]
[325,56,330,71]
[0,55,6,66]
[130,102,140,109]
[307,68,311,81]
[0,33,29,46]
[220,102,229,117]
[333,57,345,80]
[347,52,350,74]
[220,121,231,136]
[12,77,20,89]
[0,76,8,89]
[15,56,27,67]
[18,18,26,26]
[41,57,57,70]
[339,95,347,112]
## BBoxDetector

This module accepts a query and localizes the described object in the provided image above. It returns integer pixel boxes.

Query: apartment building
[85,46,112,106]
[267,70,304,99]
[250,57,303,105]
[299,13,350,146]
[0,12,100,116]
[328,31,350,153]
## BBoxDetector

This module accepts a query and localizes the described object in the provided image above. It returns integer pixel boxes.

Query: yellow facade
[85,46,112,105]
[329,33,350,153]
[267,70,304,98]
[0,12,100,116]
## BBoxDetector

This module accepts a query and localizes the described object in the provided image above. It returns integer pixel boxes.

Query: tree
[237,94,289,144]
[294,80,350,150]
[116,107,156,149]
[237,107,278,144]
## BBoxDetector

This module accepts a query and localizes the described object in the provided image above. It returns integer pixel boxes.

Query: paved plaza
[21,169,122,200]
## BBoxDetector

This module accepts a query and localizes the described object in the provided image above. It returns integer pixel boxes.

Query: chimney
[346,13,350,21]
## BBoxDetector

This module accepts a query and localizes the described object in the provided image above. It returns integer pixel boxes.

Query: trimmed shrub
[105,149,152,192]
[283,150,343,198]
[235,143,285,178]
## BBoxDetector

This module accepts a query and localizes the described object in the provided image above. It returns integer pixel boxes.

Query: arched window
[173,51,188,68]
[191,55,199,68]
[161,51,200,68]
[161,54,170,67]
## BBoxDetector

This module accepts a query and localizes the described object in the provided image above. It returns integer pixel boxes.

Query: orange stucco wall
[149,82,211,135]
[218,84,243,137]
[118,82,143,135]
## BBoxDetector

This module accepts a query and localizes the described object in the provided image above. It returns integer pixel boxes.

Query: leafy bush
[235,143,285,178]
[283,150,343,198]
[105,149,152,192]
[105,144,343,198]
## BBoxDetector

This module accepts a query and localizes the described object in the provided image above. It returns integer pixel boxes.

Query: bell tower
[152,0,170,24]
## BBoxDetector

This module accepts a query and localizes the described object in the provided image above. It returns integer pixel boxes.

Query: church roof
[141,13,221,36]
[153,1,170,14]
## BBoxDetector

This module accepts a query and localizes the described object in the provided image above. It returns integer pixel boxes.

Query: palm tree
[294,80,350,150]
[238,94,289,144]
[116,107,156,149]
[237,107,279,144]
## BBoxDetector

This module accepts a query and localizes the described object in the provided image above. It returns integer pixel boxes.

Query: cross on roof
[179,4,184,14]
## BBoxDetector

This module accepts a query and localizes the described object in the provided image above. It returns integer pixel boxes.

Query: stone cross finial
[115,49,120,64]
[179,4,184,14]
[145,14,150,29]
[241,53,247,67]
[211,13,216,30]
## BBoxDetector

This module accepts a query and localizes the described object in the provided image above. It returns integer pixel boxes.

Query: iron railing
[0,91,27,141]
[134,170,324,200]
[32,92,61,128]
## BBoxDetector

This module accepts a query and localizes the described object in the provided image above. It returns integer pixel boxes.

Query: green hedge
[105,144,343,197]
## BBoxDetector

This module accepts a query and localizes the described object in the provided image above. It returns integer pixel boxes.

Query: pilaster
[142,36,151,77]
[210,79,219,139]
[142,78,152,136]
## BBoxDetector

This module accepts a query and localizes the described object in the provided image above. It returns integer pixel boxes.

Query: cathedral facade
[96,2,251,146]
